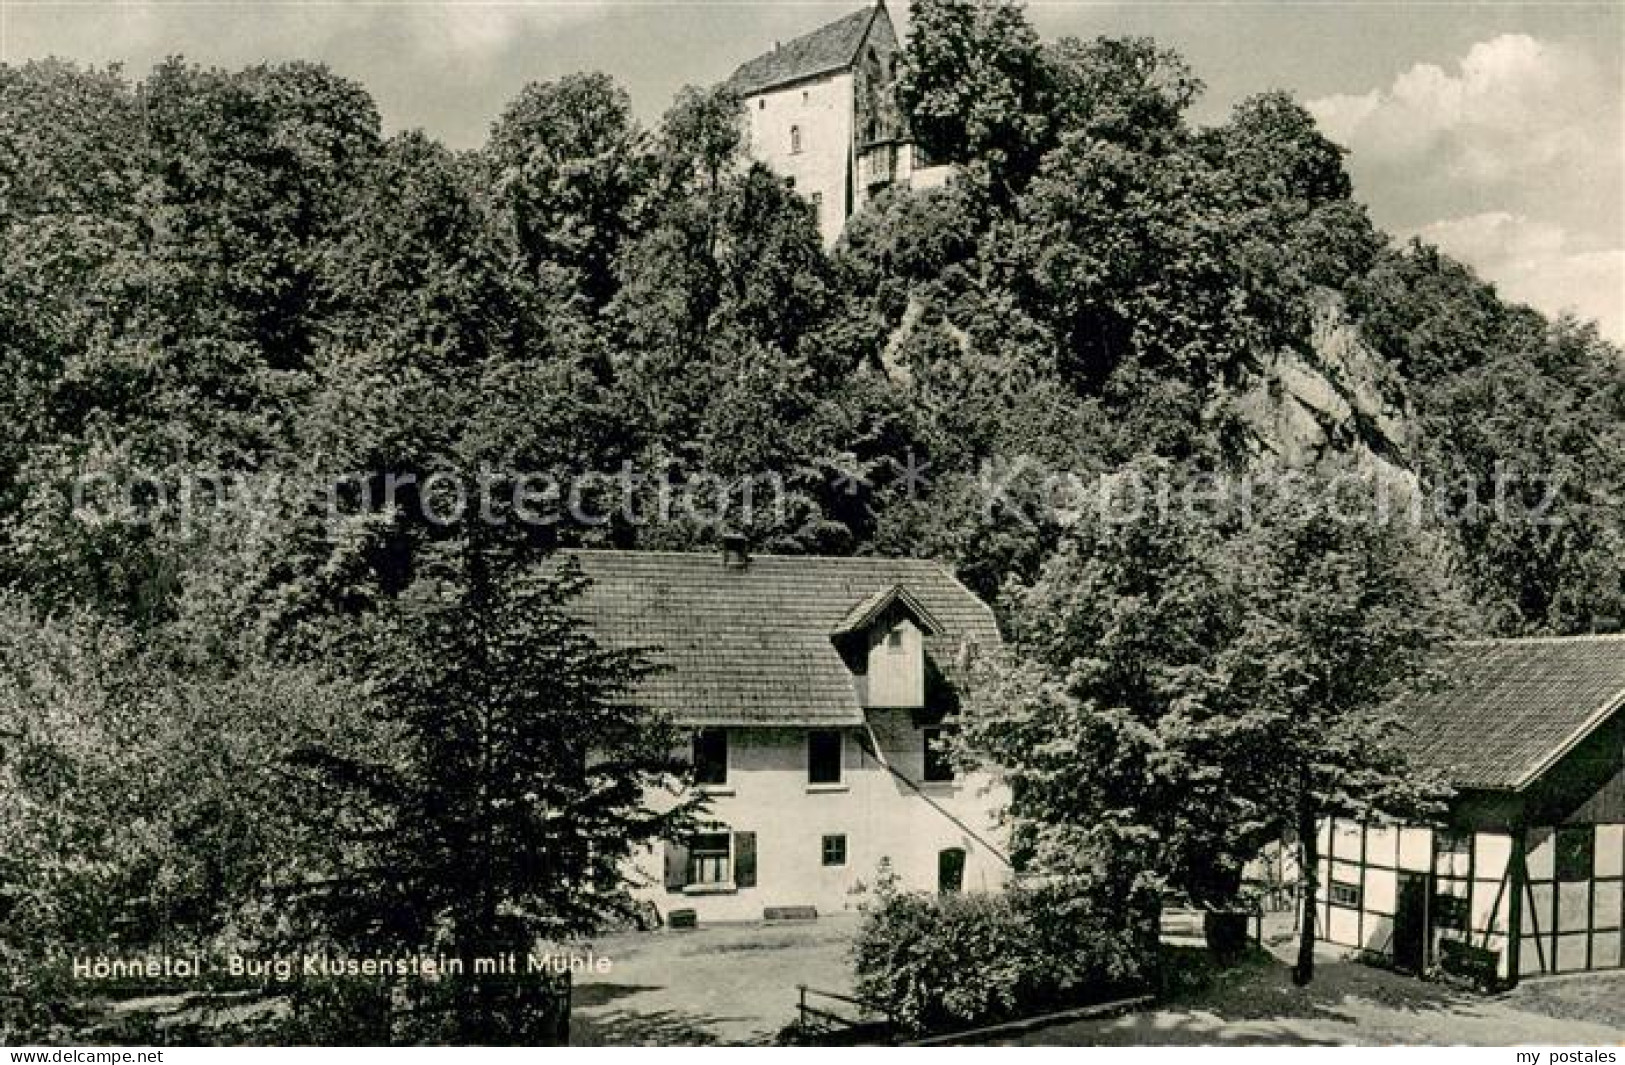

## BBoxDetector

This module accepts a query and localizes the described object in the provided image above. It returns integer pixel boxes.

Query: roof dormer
[832,584,941,709]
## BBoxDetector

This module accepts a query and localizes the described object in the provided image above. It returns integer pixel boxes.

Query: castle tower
[727,1,950,246]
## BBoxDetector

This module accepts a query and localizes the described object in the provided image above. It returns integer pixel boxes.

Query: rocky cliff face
[1232,290,1416,484]
[878,286,1420,485]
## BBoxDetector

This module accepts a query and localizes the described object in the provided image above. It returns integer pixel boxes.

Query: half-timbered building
[1315,634,1625,986]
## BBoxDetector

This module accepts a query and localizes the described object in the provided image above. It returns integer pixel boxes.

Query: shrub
[851,883,1150,1037]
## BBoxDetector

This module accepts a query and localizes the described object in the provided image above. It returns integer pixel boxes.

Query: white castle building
[727,1,952,246]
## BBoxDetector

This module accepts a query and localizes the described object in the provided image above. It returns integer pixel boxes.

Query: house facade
[728,1,951,246]
[1313,635,1625,986]
[564,541,1009,923]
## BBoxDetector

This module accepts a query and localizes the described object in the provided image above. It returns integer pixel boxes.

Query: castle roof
[559,548,1001,727]
[728,4,882,96]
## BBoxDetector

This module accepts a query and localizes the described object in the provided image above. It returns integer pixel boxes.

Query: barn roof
[560,549,999,727]
[1402,635,1625,791]
[728,4,880,96]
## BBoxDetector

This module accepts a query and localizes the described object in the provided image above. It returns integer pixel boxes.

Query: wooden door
[1393,872,1429,972]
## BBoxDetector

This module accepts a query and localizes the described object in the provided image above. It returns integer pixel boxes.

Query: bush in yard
[851,883,1149,1037]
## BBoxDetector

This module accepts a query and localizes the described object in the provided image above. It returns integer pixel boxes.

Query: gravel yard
[570,914,861,1045]
[1500,970,1625,1035]
[571,911,1625,1046]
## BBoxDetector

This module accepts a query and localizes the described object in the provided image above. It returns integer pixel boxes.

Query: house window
[688,832,732,886]
[666,831,756,891]
[886,628,905,653]
[1433,829,1471,877]
[923,726,955,783]
[810,191,822,209]
[822,834,847,867]
[790,125,802,154]
[1329,879,1361,908]
[1435,830,1470,855]
[693,729,727,786]
[1434,892,1469,931]
[758,98,765,110]
[802,90,810,104]
[1556,827,1593,882]
[808,729,842,784]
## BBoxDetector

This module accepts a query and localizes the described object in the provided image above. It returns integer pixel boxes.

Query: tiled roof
[1401,635,1625,791]
[561,549,1002,727]
[831,584,942,637]
[728,4,878,96]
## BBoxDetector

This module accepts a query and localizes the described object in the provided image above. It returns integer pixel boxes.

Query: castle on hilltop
[727,1,952,246]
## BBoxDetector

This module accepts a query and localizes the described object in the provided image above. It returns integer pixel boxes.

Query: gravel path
[1010,928,1625,1047]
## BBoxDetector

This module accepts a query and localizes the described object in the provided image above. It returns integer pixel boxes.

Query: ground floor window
[1557,826,1594,882]
[665,830,757,891]
[1434,891,1469,931]
[821,834,846,867]
[1435,829,1471,857]
[1329,879,1361,908]
[689,833,732,886]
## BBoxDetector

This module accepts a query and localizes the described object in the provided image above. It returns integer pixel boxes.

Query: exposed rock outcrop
[1233,289,1414,484]
[878,285,1420,492]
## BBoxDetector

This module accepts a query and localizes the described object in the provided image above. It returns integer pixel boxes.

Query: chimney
[721,532,750,570]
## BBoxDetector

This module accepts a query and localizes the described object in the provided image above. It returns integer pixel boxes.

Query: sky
[2,0,1621,340]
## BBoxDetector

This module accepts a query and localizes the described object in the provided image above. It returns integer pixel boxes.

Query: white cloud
[1308,35,1622,341]
[1407,212,1624,342]
[1309,34,1610,187]
[7,1,613,66]
[400,2,615,58]
[5,0,625,147]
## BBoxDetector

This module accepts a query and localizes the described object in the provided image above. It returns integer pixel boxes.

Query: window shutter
[733,832,757,888]
[664,840,690,891]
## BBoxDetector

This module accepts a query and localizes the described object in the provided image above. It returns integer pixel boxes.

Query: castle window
[790,125,802,154]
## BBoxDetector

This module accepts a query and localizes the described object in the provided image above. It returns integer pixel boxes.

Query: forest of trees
[2,0,1622,1043]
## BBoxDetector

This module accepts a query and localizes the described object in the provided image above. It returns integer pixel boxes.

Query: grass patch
[1158,944,1279,1008]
